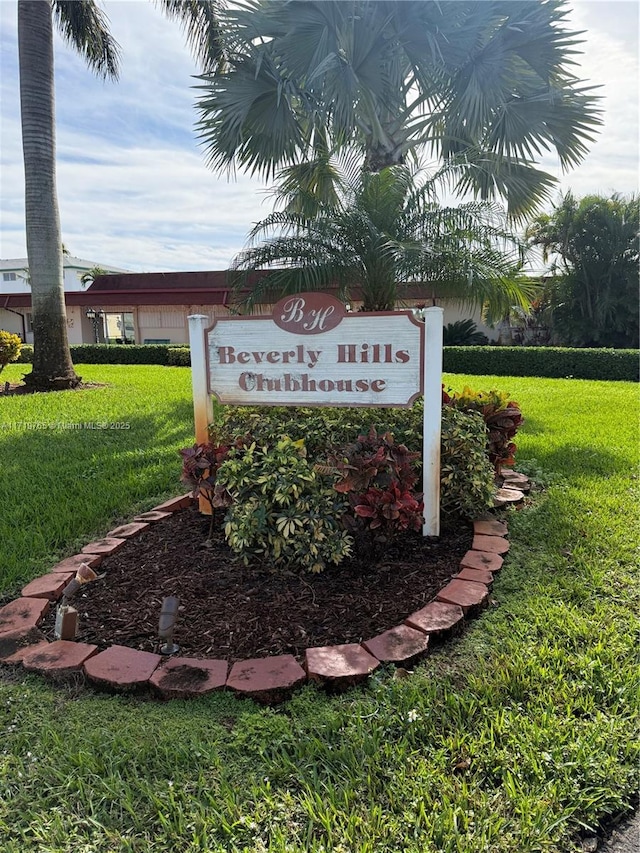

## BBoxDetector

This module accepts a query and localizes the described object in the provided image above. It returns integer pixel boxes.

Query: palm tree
[79,266,108,288]
[230,164,538,315]
[18,0,224,391]
[526,192,640,347]
[197,0,602,219]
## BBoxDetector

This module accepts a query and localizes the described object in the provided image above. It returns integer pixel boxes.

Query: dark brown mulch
[41,506,472,663]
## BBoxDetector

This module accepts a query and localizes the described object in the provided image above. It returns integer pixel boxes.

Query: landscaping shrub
[328,427,423,540]
[179,441,239,539]
[14,342,636,380]
[14,343,32,362]
[216,405,424,459]
[439,407,496,519]
[443,319,488,346]
[444,346,639,381]
[15,344,185,366]
[68,344,175,365]
[443,386,524,473]
[214,399,499,518]
[216,437,353,573]
[0,330,22,373]
[167,347,191,366]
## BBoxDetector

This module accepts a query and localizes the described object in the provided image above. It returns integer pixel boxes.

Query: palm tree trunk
[18,0,80,391]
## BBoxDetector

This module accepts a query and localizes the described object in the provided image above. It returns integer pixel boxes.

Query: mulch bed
[41,505,473,663]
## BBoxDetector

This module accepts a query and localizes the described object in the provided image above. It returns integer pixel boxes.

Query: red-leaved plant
[442,386,524,473]
[328,427,423,542]
[179,441,237,539]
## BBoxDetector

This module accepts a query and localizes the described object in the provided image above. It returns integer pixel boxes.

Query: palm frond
[156,0,225,72]
[53,0,121,80]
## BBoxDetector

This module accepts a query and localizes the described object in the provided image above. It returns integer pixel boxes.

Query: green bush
[167,347,191,367]
[15,344,187,366]
[16,343,33,362]
[443,320,488,346]
[439,407,496,519]
[216,437,353,573]
[444,346,639,381]
[0,330,22,373]
[14,342,636,379]
[215,402,494,521]
[443,386,524,473]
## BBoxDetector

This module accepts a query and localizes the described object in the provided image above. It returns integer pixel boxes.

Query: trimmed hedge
[15,343,638,380]
[16,344,183,366]
[444,346,639,381]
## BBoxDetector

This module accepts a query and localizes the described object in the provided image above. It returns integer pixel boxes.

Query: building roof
[1,270,270,309]
[78,269,273,306]
[0,256,129,273]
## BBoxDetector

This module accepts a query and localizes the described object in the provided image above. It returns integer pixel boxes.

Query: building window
[104,312,135,344]
[3,272,17,281]
[26,313,33,333]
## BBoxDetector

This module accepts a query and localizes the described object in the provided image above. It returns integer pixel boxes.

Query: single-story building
[1,266,499,345]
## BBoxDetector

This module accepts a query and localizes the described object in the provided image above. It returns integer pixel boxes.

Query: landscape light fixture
[54,563,98,640]
[85,307,104,343]
[158,596,180,655]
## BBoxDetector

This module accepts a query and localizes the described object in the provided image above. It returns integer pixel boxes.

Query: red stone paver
[362,624,429,664]
[81,537,127,556]
[0,628,46,660]
[226,655,305,702]
[494,487,525,506]
[502,471,530,489]
[0,598,50,658]
[472,535,510,555]
[436,579,489,615]
[21,572,74,600]
[404,600,464,637]
[0,640,50,666]
[305,643,379,686]
[460,549,504,573]
[22,640,98,675]
[150,657,228,699]
[152,494,193,513]
[455,567,495,586]
[50,553,103,573]
[0,598,49,637]
[133,511,173,523]
[473,519,508,538]
[106,522,150,539]
[83,645,162,688]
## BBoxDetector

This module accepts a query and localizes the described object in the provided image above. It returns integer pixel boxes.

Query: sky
[0,0,638,273]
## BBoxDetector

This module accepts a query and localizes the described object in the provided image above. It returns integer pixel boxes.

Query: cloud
[1,1,637,272]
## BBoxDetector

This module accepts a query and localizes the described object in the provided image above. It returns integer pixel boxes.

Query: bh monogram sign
[188,295,444,535]
[273,293,344,334]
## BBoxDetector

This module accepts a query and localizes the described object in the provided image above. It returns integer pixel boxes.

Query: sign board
[188,295,443,536]
[205,294,423,408]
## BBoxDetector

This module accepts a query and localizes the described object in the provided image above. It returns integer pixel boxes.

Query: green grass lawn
[0,364,638,852]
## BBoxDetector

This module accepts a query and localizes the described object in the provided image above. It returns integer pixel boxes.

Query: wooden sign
[188,295,444,536]
[205,294,423,408]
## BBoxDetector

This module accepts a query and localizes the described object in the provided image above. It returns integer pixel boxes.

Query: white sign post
[188,295,443,536]
[422,307,444,536]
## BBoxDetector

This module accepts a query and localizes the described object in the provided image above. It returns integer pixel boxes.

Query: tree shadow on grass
[0,402,199,592]
[520,439,630,480]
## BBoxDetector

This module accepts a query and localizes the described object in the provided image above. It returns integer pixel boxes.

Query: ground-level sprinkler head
[158,596,180,655]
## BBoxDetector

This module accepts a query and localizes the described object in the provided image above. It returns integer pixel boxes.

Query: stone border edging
[0,477,529,703]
